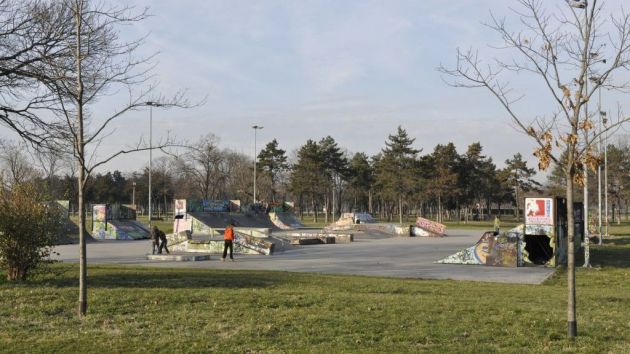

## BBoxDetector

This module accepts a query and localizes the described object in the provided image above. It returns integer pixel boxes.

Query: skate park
[53,200,556,284]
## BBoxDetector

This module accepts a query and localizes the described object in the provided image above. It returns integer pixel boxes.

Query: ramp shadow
[19,268,282,290]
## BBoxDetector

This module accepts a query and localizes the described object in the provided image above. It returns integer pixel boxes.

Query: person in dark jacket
[151,226,160,255]
[158,228,170,254]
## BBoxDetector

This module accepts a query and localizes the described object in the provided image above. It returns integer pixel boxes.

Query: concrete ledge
[286,233,353,244]
[146,253,211,261]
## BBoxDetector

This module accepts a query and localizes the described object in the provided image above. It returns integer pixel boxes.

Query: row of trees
[7,126,629,225]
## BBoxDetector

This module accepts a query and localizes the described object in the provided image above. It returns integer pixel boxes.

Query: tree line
[4,127,628,222]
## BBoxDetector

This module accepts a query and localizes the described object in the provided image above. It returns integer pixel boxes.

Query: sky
[4,0,630,176]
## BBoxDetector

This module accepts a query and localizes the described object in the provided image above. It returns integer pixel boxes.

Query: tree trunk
[324,194,328,224]
[76,3,87,318]
[438,194,442,224]
[78,174,87,317]
[566,170,577,339]
[398,195,403,225]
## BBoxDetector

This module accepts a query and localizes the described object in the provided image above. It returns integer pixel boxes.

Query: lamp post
[132,182,136,207]
[597,111,606,244]
[146,101,163,228]
[252,125,263,204]
[583,76,591,267]
[603,115,609,238]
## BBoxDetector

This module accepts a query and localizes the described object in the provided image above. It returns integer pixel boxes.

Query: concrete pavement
[53,229,555,284]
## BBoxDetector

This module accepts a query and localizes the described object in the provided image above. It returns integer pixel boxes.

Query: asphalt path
[53,229,555,285]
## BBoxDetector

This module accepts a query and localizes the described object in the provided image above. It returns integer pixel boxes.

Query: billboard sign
[524,198,554,226]
[175,199,187,216]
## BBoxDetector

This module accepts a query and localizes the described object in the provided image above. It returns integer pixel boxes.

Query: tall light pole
[583,76,591,267]
[132,181,136,207]
[597,111,606,244]
[604,114,609,238]
[146,101,163,228]
[252,125,263,204]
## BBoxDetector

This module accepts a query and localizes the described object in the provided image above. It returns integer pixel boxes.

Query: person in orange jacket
[221,222,235,261]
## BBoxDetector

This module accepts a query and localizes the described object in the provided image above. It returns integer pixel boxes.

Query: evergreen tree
[289,140,328,222]
[373,126,420,224]
[425,143,459,222]
[318,136,348,221]
[257,139,289,201]
[347,152,374,213]
[504,153,542,218]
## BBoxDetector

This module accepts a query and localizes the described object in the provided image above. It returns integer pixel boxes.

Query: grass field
[1,237,628,353]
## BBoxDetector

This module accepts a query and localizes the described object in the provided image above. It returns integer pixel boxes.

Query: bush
[0,184,64,281]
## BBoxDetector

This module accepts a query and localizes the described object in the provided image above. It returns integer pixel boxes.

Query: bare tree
[440,0,630,338]
[0,1,75,147]
[0,139,40,189]
[179,134,225,200]
[33,0,190,317]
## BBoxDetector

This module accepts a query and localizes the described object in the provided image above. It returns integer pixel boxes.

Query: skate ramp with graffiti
[436,231,521,267]
[93,220,150,240]
[411,217,447,237]
[326,212,377,231]
[169,229,276,255]
[269,211,305,229]
[188,212,280,232]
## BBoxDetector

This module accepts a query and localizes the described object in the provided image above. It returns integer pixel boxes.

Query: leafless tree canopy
[0,0,74,146]
[439,0,630,177]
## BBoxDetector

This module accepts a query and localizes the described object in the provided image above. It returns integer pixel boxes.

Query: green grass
[1,237,629,353]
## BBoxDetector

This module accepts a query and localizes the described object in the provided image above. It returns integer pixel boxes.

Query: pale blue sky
[5,0,629,174]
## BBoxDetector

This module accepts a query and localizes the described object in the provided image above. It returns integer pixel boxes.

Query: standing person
[494,215,501,235]
[158,228,170,254]
[151,226,160,255]
[222,222,235,261]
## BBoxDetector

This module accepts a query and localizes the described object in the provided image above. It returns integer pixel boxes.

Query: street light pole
[252,125,263,204]
[604,115,609,238]
[146,101,163,228]
[132,182,136,206]
[583,76,591,267]
[597,111,606,245]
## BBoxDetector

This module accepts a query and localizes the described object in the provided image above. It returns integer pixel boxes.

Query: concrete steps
[146,253,211,261]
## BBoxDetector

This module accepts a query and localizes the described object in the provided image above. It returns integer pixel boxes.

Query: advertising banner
[175,199,187,216]
[524,198,554,226]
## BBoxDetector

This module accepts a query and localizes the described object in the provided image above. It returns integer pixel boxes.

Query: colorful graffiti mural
[91,204,149,240]
[414,217,446,236]
[187,200,230,212]
[437,231,521,267]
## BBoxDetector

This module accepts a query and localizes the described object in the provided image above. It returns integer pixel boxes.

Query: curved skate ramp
[269,211,305,229]
[436,231,521,267]
[189,212,280,231]
[93,220,150,240]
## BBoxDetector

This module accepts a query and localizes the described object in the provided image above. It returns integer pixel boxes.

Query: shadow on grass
[2,267,284,290]
[591,247,630,268]
[604,237,630,247]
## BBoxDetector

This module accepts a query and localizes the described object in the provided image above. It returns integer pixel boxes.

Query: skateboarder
[158,228,170,254]
[151,226,160,254]
[494,215,501,235]
[221,222,235,261]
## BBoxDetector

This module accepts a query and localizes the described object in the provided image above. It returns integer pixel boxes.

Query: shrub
[0,184,64,281]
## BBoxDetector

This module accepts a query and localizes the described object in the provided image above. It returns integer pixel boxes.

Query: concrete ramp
[189,212,279,232]
[94,220,149,240]
[167,227,274,256]
[436,231,521,267]
[412,217,447,237]
[269,211,305,229]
